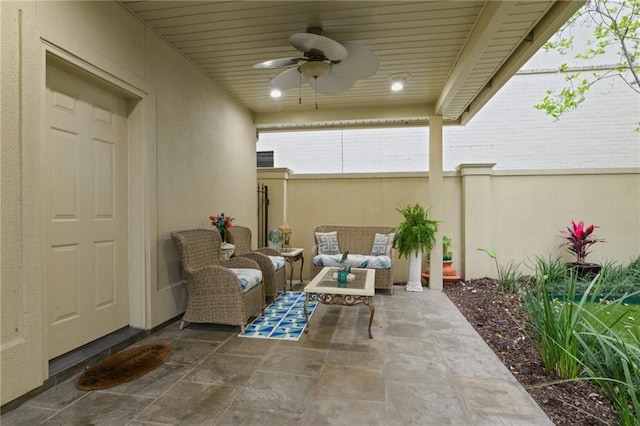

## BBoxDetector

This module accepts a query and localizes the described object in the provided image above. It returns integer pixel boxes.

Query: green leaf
[477,248,497,259]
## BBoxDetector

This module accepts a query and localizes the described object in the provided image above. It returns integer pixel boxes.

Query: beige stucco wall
[261,168,639,283]
[1,1,256,405]
[487,170,640,269]
[258,172,463,283]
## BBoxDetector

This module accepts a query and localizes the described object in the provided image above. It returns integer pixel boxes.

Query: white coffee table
[303,267,376,338]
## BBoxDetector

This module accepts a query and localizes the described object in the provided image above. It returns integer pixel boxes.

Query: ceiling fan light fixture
[270,89,282,98]
[299,61,331,79]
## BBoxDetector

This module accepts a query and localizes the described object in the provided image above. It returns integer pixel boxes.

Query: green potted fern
[394,203,439,292]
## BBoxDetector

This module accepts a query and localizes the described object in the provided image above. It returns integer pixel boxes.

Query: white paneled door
[45,65,129,359]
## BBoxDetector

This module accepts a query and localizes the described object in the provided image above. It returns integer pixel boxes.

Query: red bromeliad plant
[559,220,605,265]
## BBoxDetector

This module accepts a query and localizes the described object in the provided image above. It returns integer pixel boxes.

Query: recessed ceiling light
[270,89,282,98]
[387,73,411,92]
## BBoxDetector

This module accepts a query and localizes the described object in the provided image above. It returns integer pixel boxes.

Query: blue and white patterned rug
[239,291,318,341]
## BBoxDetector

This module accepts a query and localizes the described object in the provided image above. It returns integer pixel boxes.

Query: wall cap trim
[257,168,292,179]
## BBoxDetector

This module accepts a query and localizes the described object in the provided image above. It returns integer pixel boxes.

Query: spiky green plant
[524,272,589,379]
[526,261,640,424]
[478,248,522,293]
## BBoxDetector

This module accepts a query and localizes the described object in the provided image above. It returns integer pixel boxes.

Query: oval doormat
[76,343,172,390]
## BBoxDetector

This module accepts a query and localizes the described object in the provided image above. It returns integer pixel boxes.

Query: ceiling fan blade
[289,32,347,61]
[253,57,304,69]
[310,71,356,95]
[332,42,379,80]
[270,67,304,90]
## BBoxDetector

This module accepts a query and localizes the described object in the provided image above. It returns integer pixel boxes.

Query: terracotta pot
[422,260,461,285]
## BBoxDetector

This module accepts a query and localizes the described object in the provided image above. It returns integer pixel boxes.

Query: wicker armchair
[227,226,286,300]
[170,229,265,331]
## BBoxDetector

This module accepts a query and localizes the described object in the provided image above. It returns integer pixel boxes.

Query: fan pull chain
[314,77,318,110]
[298,69,302,105]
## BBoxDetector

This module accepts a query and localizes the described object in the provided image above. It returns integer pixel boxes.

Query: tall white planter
[405,249,423,292]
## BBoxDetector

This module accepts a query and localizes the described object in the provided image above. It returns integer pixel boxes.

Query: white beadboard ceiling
[119,1,582,130]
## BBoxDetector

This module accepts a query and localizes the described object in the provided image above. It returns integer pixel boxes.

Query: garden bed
[444,278,620,425]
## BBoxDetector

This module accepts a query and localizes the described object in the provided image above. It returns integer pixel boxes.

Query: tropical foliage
[559,220,605,264]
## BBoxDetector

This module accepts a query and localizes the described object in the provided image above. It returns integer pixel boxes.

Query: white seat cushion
[313,254,391,269]
[268,255,285,271]
[229,268,263,292]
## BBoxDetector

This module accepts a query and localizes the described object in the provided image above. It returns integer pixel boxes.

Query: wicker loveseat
[311,225,396,294]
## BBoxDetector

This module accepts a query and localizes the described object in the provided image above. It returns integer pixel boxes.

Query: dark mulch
[443,278,619,425]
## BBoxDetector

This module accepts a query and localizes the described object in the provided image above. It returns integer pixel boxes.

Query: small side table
[220,242,235,261]
[280,248,304,290]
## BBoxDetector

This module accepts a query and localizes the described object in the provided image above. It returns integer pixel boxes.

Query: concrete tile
[218,407,304,425]
[166,338,219,364]
[442,349,515,380]
[259,346,327,377]
[384,335,439,358]
[382,297,422,312]
[387,380,471,425]
[383,322,433,339]
[326,347,384,371]
[305,398,388,425]
[432,331,494,354]
[315,364,385,402]
[40,392,153,425]
[186,353,262,386]
[332,327,382,345]
[467,413,554,426]
[135,381,238,424]
[22,377,87,410]
[216,335,279,356]
[329,341,384,353]
[107,362,193,397]
[383,309,426,323]
[385,351,449,384]
[232,371,317,414]
[0,404,57,425]
[280,326,335,350]
[454,377,543,417]
[424,317,479,336]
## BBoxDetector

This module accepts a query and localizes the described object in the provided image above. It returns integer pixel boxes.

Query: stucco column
[456,163,495,279]
[256,167,291,240]
[429,116,444,290]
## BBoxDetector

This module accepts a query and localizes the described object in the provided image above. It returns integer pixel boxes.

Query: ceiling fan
[253,27,379,96]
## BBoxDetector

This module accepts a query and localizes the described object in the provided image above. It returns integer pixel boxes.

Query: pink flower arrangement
[559,220,605,264]
[209,213,234,240]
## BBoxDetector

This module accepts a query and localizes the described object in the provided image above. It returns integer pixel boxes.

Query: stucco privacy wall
[261,171,463,283]
[1,1,256,405]
[258,168,640,283]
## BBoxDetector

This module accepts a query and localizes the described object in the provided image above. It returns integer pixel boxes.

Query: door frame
[41,43,155,365]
